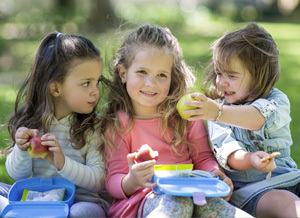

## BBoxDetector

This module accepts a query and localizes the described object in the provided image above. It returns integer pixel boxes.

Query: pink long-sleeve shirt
[105,112,220,218]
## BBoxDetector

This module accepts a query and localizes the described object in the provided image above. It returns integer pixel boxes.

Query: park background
[0,0,300,184]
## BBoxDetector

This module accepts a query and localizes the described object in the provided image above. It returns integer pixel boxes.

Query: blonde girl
[100,24,252,218]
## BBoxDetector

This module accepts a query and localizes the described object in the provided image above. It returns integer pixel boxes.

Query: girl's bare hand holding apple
[41,133,65,171]
[15,127,39,151]
[122,153,157,196]
[185,93,220,121]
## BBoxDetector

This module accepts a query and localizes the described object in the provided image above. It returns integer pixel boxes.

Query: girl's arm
[58,134,105,193]
[185,93,265,130]
[5,145,33,180]
[228,149,276,173]
[5,127,36,180]
[105,132,156,199]
[208,121,276,173]
[121,153,156,196]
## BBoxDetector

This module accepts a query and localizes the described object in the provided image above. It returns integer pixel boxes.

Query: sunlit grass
[0,85,19,103]
[1,21,300,184]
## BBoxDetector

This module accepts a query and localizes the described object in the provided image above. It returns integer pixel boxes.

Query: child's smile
[119,47,173,119]
[216,58,252,104]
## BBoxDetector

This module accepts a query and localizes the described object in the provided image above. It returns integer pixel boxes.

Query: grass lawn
[1,21,300,184]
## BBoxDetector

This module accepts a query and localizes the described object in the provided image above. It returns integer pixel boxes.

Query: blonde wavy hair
[99,24,196,156]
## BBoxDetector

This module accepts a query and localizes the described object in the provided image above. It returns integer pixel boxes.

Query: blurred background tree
[0,0,300,184]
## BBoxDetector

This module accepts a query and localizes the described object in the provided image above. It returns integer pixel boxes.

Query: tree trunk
[87,0,118,32]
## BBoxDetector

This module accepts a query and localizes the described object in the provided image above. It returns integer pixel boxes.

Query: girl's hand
[41,133,65,171]
[212,169,233,201]
[184,92,219,121]
[15,127,39,151]
[250,151,276,173]
[122,153,156,196]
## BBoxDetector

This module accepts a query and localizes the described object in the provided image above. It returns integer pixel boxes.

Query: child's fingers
[143,181,157,189]
[190,92,207,101]
[127,153,136,166]
[41,134,59,147]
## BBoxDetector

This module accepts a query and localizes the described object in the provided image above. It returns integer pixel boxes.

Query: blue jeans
[242,183,300,216]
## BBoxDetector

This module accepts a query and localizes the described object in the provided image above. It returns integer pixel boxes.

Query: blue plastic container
[151,173,230,205]
[0,177,75,218]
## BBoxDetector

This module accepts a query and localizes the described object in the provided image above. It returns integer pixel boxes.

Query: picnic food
[134,144,159,163]
[176,94,198,120]
[27,136,49,158]
[260,152,281,162]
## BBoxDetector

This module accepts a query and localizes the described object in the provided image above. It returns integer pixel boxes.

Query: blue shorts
[241,183,300,216]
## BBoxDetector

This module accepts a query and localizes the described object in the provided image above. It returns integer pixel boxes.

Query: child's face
[52,59,102,120]
[119,47,172,119]
[215,57,252,104]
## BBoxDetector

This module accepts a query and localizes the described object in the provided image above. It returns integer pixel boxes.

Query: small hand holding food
[122,152,157,196]
[16,127,65,170]
[176,93,220,121]
[176,93,199,120]
[250,151,277,173]
[15,127,39,151]
[212,169,233,201]
[41,133,65,171]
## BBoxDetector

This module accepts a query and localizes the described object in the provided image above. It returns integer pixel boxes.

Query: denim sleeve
[251,88,291,133]
[207,121,245,170]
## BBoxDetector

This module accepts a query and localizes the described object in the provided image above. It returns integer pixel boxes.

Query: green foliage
[1,21,300,184]
[114,2,186,29]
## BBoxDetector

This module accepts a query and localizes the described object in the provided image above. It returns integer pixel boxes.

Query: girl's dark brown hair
[99,24,195,155]
[7,32,102,152]
[203,23,280,103]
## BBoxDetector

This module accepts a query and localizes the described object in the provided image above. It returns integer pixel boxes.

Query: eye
[137,70,146,74]
[158,73,167,78]
[216,71,222,76]
[215,69,222,76]
[82,81,90,87]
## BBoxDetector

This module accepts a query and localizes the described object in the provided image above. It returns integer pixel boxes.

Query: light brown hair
[203,23,280,103]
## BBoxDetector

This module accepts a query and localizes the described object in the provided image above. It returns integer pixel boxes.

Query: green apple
[176,93,198,120]
[27,136,49,158]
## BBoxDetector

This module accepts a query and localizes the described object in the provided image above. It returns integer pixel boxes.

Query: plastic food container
[152,165,230,206]
[0,177,75,218]
[154,164,193,177]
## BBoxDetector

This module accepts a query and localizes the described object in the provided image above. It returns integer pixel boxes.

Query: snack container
[151,166,230,206]
[0,177,75,218]
[154,164,193,177]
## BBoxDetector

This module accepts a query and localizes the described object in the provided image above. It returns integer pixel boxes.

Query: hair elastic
[57,32,62,38]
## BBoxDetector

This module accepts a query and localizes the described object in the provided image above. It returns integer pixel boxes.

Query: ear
[49,81,61,97]
[118,65,127,83]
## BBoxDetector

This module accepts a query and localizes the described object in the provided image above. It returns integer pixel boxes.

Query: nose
[217,75,229,87]
[91,85,100,97]
[145,75,155,87]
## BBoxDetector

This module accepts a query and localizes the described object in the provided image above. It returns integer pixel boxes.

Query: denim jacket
[208,88,300,208]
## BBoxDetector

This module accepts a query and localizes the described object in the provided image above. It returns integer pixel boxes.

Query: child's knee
[194,197,236,218]
[152,196,193,217]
